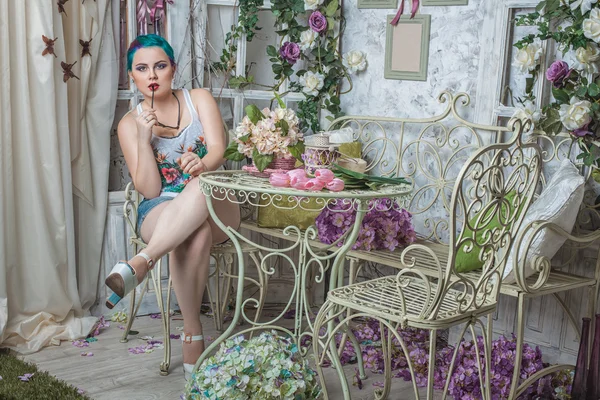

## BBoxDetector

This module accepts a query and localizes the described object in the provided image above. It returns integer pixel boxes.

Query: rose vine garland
[212,0,367,132]
[512,0,600,167]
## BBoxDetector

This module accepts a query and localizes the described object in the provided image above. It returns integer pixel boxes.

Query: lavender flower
[309,11,328,34]
[279,41,301,64]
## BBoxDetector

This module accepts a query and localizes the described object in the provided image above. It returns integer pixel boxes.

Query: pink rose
[304,178,325,191]
[314,169,335,184]
[325,178,345,192]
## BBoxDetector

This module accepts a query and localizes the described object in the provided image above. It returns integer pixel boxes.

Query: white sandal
[182,332,204,381]
[105,252,154,309]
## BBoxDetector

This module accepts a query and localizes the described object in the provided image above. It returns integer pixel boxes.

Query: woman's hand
[177,152,206,177]
[135,108,157,143]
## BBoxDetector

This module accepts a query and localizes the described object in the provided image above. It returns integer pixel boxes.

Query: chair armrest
[510,219,600,293]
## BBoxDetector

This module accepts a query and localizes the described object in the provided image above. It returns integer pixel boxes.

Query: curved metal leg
[120,276,149,343]
[509,294,525,399]
[148,258,171,376]
[374,321,393,400]
[250,251,267,332]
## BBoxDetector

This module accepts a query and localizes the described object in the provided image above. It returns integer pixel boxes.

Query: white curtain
[0,0,118,354]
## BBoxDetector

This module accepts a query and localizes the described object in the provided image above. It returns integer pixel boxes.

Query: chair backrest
[327,91,513,244]
[439,118,542,313]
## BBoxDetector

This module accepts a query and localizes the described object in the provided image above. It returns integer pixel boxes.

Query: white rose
[571,0,597,14]
[304,0,324,10]
[559,97,592,130]
[299,71,324,96]
[342,50,368,73]
[299,30,318,52]
[512,100,541,126]
[572,43,600,74]
[584,8,600,43]
[512,41,543,73]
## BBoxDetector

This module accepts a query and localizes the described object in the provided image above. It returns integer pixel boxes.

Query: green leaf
[273,92,286,109]
[576,85,588,97]
[276,119,290,136]
[535,0,547,12]
[252,149,273,172]
[245,104,264,124]
[589,83,600,97]
[287,141,305,160]
[540,107,563,135]
[266,45,278,57]
[224,141,246,161]
[324,0,338,17]
[525,77,535,95]
[551,87,570,103]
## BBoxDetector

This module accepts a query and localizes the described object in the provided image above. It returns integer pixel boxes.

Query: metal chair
[118,182,266,375]
[312,118,542,399]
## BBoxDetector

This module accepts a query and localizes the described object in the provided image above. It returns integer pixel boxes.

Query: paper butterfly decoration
[42,35,58,58]
[61,61,80,82]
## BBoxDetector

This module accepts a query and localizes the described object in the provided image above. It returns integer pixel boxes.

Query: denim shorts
[137,196,174,231]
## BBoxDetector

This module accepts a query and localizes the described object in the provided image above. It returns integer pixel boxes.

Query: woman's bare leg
[169,221,212,364]
[130,177,240,277]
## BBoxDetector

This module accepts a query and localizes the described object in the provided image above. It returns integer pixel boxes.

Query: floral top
[136,89,208,197]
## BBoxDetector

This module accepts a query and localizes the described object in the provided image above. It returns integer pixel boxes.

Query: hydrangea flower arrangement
[315,198,416,251]
[185,331,321,400]
[330,318,573,399]
[224,99,305,172]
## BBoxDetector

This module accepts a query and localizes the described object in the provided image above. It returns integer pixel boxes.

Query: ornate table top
[199,170,412,212]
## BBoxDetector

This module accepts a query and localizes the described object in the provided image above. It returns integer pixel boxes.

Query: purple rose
[279,41,300,64]
[309,11,328,34]
[546,60,571,88]
[572,122,594,137]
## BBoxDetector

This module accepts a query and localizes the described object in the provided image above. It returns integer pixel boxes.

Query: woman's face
[129,46,175,98]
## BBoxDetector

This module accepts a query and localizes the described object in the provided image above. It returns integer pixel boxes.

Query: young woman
[105,34,240,379]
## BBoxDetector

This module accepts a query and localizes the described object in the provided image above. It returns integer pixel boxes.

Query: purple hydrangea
[315,198,416,251]
[309,11,328,34]
[323,318,572,398]
[279,41,301,64]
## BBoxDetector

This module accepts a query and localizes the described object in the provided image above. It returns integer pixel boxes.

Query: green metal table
[194,170,412,368]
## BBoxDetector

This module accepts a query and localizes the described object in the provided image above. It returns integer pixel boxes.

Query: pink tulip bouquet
[269,168,345,192]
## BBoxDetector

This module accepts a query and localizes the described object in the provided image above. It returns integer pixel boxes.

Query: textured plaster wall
[339,0,485,120]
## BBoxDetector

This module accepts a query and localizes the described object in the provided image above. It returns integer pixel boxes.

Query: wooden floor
[22,311,438,400]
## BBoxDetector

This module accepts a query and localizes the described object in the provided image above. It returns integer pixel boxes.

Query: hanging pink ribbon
[137,0,149,36]
[390,0,420,25]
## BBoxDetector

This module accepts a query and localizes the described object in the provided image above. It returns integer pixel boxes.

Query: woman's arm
[117,113,162,198]
[191,88,227,172]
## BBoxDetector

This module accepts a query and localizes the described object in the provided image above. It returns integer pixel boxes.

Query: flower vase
[572,317,590,399]
[246,156,297,178]
[587,314,600,400]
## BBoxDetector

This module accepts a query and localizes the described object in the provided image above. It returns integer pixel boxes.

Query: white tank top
[136,88,207,197]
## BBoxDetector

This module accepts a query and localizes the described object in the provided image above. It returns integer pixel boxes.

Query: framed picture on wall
[422,0,468,5]
[384,14,431,81]
[357,0,398,9]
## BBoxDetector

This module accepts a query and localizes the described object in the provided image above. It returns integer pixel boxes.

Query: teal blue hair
[127,34,175,71]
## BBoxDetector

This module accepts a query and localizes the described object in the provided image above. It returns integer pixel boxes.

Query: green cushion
[455,190,524,273]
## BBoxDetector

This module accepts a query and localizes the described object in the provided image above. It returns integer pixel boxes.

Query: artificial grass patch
[0,349,91,400]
